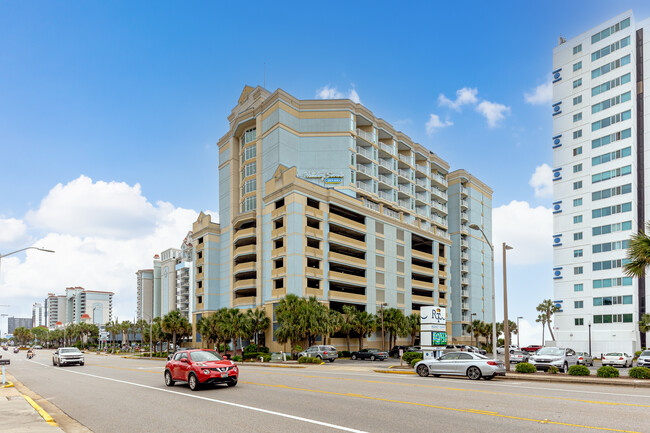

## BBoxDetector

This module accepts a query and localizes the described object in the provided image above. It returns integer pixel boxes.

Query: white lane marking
[26,360,367,433]
[239,366,650,399]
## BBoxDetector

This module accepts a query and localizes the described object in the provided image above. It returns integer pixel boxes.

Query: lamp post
[470,312,477,347]
[0,247,55,273]
[502,242,514,371]
[588,321,592,357]
[469,224,496,359]
[380,302,388,351]
[516,316,523,349]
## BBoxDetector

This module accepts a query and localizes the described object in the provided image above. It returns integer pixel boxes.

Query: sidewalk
[0,375,63,432]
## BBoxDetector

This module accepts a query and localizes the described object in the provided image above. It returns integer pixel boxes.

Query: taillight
[619,357,624,360]
[579,357,583,360]
[487,361,497,366]
[324,351,328,355]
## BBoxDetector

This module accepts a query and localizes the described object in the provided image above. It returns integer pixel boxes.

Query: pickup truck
[521,345,543,353]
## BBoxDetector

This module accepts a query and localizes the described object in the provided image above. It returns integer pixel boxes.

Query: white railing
[399,199,411,208]
[416,207,428,217]
[356,128,375,143]
[379,174,393,185]
[379,142,394,154]
[421,221,432,232]
[355,181,373,193]
[461,252,469,260]
[432,174,448,186]
[383,207,400,219]
[364,200,380,212]
[460,224,469,233]
[356,146,374,160]
[461,211,468,220]
[437,230,450,240]
[398,168,411,179]
[461,199,469,208]
[431,214,447,226]
[460,186,469,195]
[378,190,393,201]
[461,277,470,285]
[461,289,469,297]
[461,265,469,273]
[398,184,411,194]
[431,188,448,199]
[416,163,428,173]
[431,201,446,212]
[461,240,469,247]
[462,303,469,310]
[403,214,416,225]
[398,154,412,165]
[415,192,428,202]
[415,178,428,189]
[356,164,374,176]
[379,159,393,170]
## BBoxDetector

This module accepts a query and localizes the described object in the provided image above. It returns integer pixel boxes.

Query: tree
[161,310,189,354]
[536,299,560,341]
[639,314,650,335]
[623,224,650,278]
[13,327,31,345]
[247,308,270,349]
[465,320,483,347]
[535,314,547,345]
[105,320,119,351]
[380,308,405,349]
[323,310,342,346]
[274,294,306,352]
[403,314,421,346]
[31,327,49,346]
[340,305,358,352]
[354,311,376,351]
[135,319,150,345]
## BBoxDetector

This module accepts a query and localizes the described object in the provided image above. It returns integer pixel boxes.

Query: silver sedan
[414,352,506,380]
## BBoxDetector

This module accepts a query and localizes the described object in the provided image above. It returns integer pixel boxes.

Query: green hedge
[298,356,322,364]
[568,365,590,376]
[548,366,559,374]
[515,362,537,373]
[410,358,422,367]
[402,352,423,364]
[628,367,650,379]
[231,355,242,362]
[597,366,620,378]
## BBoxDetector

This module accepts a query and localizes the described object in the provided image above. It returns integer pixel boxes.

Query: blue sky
[2,1,649,343]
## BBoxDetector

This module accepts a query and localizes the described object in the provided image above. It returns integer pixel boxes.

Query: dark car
[350,348,388,361]
[389,345,412,358]
[164,349,238,391]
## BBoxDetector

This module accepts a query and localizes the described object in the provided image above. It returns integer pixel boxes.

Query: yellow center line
[241,381,641,433]
[243,370,650,408]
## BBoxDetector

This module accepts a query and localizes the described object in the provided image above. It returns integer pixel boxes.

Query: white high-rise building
[553,10,648,354]
[32,302,45,328]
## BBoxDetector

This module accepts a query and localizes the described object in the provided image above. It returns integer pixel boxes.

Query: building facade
[176,232,195,322]
[192,86,492,350]
[31,302,46,328]
[45,287,114,327]
[8,317,32,334]
[136,269,154,322]
[552,10,649,353]
[45,293,67,328]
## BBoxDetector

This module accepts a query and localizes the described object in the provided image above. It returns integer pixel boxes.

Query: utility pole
[503,243,513,371]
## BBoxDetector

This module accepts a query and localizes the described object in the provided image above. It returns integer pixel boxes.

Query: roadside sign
[0,359,9,365]
[399,349,404,357]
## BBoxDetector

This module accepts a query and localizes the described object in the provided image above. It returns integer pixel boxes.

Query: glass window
[573,164,582,173]
[573,113,582,123]
[573,147,582,156]
[573,181,583,190]
[573,198,582,207]
[574,266,583,275]
[575,301,583,309]
[575,318,584,326]
[574,283,583,292]
[574,232,583,241]
[573,78,582,89]
[573,215,583,224]
[574,249,583,257]
[573,44,582,55]
[573,96,582,106]
[573,129,582,139]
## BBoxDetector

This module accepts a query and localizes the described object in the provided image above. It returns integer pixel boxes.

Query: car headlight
[203,369,210,375]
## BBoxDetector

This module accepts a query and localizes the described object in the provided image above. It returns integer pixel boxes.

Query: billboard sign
[420,306,447,347]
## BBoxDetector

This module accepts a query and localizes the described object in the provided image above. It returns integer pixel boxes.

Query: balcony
[355,181,374,194]
[234,279,256,290]
[305,226,324,239]
[234,244,256,259]
[305,206,324,219]
[460,239,469,249]
[461,199,469,209]
[416,163,428,173]
[431,214,447,226]
[461,302,469,310]
[460,224,468,235]
[329,232,366,250]
[398,184,412,195]
[356,128,375,144]
[364,200,380,212]
[461,289,469,297]
[399,198,411,209]
[356,164,374,178]
[305,246,323,259]
[329,251,367,267]
[379,142,394,155]
[398,168,411,180]
[271,246,286,257]
[438,284,447,292]
[272,205,286,220]
[233,261,256,275]
[356,146,375,161]
[305,287,324,298]
[379,159,393,171]
[415,178,429,190]
[461,251,469,260]
[431,188,448,200]
[460,186,469,196]
[415,192,428,203]
[328,270,366,286]
[383,207,400,220]
[412,249,435,262]
[271,266,286,279]
[378,190,393,202]
[233,227,256,243]
[432,174,448,187]
[272,226,286,239]
[461,265,469,273]
[461,212,468,222]
[411,263,434,275]
[412,279,435,290]
[431,201,447,214]
[329,212,366,233]
[328,290,367,303]
[233,296,256,307]
[305,266,324,279]
[412,294,436,305]
[378,174,393,186]
[272,287,287,298]
[461,277,469,285]
[398,153,412,166]
[438,298,448,307]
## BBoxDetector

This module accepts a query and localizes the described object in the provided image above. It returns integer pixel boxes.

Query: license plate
[221,372,227,378]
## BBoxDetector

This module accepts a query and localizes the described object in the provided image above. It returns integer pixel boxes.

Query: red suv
[164,349,239,391]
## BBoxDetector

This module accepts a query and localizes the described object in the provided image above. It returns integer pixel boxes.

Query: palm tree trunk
[547,314,555,340]
[346,334,351,352]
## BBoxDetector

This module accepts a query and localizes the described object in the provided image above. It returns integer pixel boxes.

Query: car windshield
[536,348,563,356]
[642,351,650,356]
[60,348,81,354]
[606,353,622,356]
[474,354,489,360]
[189,351,224,362]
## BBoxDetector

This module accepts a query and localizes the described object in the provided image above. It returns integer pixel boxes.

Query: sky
[2,1,650,345]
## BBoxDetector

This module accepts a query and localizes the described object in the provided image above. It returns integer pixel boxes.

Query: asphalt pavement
[2,349,649,433]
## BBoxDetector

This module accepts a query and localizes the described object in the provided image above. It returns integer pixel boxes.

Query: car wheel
[562,362,568,373]
[351,355,357,360]
[416,365,429,377]
[467,366,482,380]
[591,361,594,367]
[188,373,200,391]
[226,378,237,387]
[329,359,335,363]
[483,375,495,380]
[316,356,322,362]
[52,359,56,366]
[379,358,385,361]
[164,370,175,387]
[79,362,84,366]
[370,355,376,361]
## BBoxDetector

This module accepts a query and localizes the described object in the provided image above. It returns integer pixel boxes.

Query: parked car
[389,345,412,358]
[52,347,84,367]
[467,346,487,355]
[445,344,470,351]
[496,345,518,355]
[298,345,338,362]
[32,345,43,350]
[576,352,594,366]
[521,345,543,353]
[529,347,578,372]
[602,352,634,368]
[636,350,650,367]
[164,349,238,391]
[414,352,505,380]
[509,350,529,364]
[350,348,388,361]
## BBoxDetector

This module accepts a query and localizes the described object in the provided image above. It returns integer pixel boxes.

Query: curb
[374,369,416,375]
[23,395,58,427]
[1,381,14,388]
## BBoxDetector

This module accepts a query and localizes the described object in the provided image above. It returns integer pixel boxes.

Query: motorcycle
[27,351,34,359]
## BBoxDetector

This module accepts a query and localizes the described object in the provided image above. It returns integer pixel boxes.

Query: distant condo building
[8,317,32,334]
[189,86,493,349]
[45,287,114,327]
[32,302,45,328]
[553,10,649,353]
[136,269,154,322]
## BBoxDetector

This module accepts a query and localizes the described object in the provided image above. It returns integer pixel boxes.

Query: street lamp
[468,224,496,359]
[0,247,55,273]
[588,321,592,357]
[379,302,388,351]
[502,242,514,371]
[516,316,523,349]
[470,312,477,347]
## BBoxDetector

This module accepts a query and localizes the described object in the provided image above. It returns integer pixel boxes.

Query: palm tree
[403,314,420,346]
[105,320,119,351]
[324,310,342,346]
[639,314,650,335]
[340,305,357,352]
[161,310,188,354]
[465,320,483,347]
[383,308,405,349]
[536,314,547,345]
[246,308,270,349]
[275,294,306,352]
[302,297,328,347]
[354,311,376,350]
[536,299,560,341]
[623,224,650,277]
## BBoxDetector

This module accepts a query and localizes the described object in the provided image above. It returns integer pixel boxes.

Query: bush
[242,352,261,360]
[339,351,351,358]
[597,366,620,378]
[298,356,311,364]
[231,355,242,362]
[515,362,537,373]
[410,358,421,367]
[635,351,643,358]
[628,367,650,379]
[402,352,423,364]
[568,365,591,376]
[311,357,323,364]
[261,353,272,362]
[548,366,559,374]
[243,344,258,354]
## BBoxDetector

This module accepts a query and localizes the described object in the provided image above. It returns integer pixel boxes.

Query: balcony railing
[364,200,380,212]
[461,211,468,220]
[431,214,447,225]
[356,164,374,177]
[461,239,469,248]
[403,214,416,225]
[355,181,373,193]
[383,207,400,219]
[416,163,428,173]
[461,252,469,260]
[415,178,428,189]
[356,128,375,143]
[432,174,448,186]
[398,184,411,194]
[415,191,428,201]
[398,154,412,165]
[416,207,428,217]
[461,277,469,285]
[356,146,374,160]
[431,201,446,213]
[378,174,393,185]
[398,168,411,179]
[460,186,469,196]
[379,142,394,154]
[378,190,393,201]
[431,187,448,199]
[461,265,469,273]
[461,199,469,208]
[379,159,393,170]
[399,199,411,208]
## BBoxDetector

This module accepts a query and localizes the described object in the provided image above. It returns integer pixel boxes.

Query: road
[3,349,648,433]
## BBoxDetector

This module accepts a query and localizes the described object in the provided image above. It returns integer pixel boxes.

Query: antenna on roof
[559,36,566,45]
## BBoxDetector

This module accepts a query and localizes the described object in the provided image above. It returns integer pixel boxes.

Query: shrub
[548,366,559,374]
[261,353,272,362]
[515,362,537,373]
[311,357,322,364]
[628,367,650,379]
[568,365,590,376]
[231,355,242,362]
[635,351,643,358]
[242,352,261,360]
[410,358,421,367]
[258,346,270,354]
[339,351,351,358]
[597,366,620,378]
[298,356,319,364]
[243,344,258,354]
[402,352,423,364]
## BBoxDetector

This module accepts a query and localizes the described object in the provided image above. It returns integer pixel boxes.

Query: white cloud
[524,81,553,105]
[425,114,453,135]
[0,176,211,321]
[493,200,552,266]
[316,85,362,104]
[476,100,511,128]
[517,319,544,347]
[0,218,28,243]
[529,164,554,198]
[438,87,478,110]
